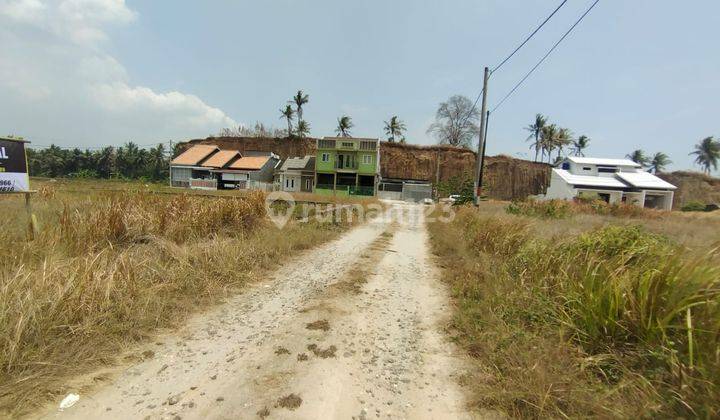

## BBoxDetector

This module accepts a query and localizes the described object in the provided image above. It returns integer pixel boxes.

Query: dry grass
[275,393,302,410]
[429,205,720,418]
[0,180,356,417]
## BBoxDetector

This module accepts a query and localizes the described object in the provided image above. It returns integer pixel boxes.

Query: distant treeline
[27,142,178,181]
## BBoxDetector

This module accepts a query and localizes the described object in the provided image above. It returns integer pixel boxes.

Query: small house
[275,156,316,193]
[170,145,280,190]
[543,156,677,210]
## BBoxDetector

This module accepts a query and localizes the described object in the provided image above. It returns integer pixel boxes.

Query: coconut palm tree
[555,128,573,160]
[291,90,309,122]
[540,124,558,163]
[649,152,672,173]
[690,136,720,174]
[383,116,406,142]
[626,149,650,167]
[295,120,311,138]
[571,135,590,156]
[279,104,295,136]
[525,114,547,162]
[336,115,353,137]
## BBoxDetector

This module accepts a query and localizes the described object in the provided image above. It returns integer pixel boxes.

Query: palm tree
[571,135,590,156]
[295,120,311,138]
[690,136,720,174]
[279,104,295,136]
[649,152,672,174]
[525,114,547,162]
[626,149,650,167]
[540,124,558,163]
[291,90,309,122]
[555,128,573,160]
[336,115,353,137]
[383,116,406,142]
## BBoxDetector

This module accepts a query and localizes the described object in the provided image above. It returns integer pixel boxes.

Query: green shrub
[681,201,707,212]
[506,199,573,219]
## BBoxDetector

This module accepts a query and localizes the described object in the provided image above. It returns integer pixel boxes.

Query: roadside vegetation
[0,179,359,417]
[428,202,720,418]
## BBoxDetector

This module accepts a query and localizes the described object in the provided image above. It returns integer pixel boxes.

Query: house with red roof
[169,145,280,190]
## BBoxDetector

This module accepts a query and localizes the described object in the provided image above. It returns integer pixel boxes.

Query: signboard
[0,137,30,192]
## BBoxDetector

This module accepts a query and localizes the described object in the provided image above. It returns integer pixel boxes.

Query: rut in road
[42,203,475,419]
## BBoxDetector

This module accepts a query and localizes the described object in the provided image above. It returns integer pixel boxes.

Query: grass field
[0,178,365,417]
[429,201,720,418]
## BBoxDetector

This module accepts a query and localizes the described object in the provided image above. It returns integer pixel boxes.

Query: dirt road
[42,203,475,419]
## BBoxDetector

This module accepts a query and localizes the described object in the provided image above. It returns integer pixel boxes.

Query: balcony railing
[335,161,358,170]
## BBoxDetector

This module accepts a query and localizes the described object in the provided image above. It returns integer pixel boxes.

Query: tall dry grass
[429,206,720,417]
[0,186,351,416]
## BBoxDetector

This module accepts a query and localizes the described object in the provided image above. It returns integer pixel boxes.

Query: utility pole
[477,110,490,201]
[473,66,490,205]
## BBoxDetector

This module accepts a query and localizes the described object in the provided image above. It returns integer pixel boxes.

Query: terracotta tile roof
[228,156,270,170]
[171,145,219,166]
[201,150,241,168]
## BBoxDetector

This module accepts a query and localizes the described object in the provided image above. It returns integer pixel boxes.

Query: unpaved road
[41,203,476,419]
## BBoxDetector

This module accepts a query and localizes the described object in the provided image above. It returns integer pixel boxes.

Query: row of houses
[169,137,677,209]
[170,136,433,200]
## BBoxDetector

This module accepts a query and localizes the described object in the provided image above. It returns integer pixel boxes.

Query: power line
[491,0,601,113]
[490,0,568,75]
[459,0,569,130]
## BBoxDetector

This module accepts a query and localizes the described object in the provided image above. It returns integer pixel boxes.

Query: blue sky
[1,0,718,172]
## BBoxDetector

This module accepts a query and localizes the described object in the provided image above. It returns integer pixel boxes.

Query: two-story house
[315,137,379,196]
[544,156,677,210]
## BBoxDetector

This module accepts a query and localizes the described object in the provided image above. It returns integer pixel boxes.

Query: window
[291,179,294,188]
[321,153,330,162]
[285,179,289,188]
[360,141,376,150]
[598,166,617,173]
[362,154,373,165]
[318,139,335,149]
[582,167,592,171]
[305,179,311,190]
[341,142,354,148]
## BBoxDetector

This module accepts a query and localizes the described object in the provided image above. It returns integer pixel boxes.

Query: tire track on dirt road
[38,203,476,419]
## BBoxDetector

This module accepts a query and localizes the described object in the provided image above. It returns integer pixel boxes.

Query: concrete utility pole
[473,67,490,205]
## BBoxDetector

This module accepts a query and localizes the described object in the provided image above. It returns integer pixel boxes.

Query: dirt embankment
[182,137,551,201]
[658,171,720,207]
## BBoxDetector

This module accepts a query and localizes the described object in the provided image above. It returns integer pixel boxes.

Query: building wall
[248,157,280,182]
[544,171,577,200]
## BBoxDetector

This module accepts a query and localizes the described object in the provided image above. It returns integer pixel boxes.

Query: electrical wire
[457,0,569,131]
[490,0,568,75]
[491,0,601,113]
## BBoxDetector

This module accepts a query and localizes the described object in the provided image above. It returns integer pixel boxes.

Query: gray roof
[279,156,315,172]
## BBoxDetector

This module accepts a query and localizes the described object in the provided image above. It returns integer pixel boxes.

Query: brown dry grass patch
[305,319,330,332]
[0,181,357,417]
[307,344,337,359]
[275,393,302,410]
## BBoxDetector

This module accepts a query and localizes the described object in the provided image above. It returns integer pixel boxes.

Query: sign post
[0,136,37,239]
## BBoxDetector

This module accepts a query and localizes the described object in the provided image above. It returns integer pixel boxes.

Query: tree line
[26,142,172,180]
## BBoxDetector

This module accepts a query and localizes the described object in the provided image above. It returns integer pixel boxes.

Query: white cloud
[91,82,237,129]
[0,0,237,146]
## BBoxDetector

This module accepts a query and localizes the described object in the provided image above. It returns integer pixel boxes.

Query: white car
[422,198,434,205]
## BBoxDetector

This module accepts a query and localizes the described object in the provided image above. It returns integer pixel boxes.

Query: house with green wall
[315,137,379,196]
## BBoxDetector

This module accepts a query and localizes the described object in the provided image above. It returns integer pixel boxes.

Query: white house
[543,156,677,210]
[274,156,315,193]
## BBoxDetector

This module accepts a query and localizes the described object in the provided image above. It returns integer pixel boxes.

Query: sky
[1,0,718,173]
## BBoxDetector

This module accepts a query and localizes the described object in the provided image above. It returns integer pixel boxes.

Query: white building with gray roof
[543,156,677,210]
